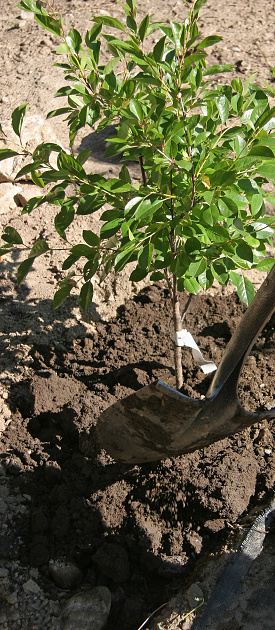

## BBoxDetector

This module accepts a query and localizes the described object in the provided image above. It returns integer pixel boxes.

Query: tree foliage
[1,0,275,312]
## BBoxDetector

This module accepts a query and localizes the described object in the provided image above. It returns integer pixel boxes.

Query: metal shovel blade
[97,266,275,463]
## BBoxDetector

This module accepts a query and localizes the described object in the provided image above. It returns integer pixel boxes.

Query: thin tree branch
[138,155,147,186]
[180,94,196,211]
[181,293,193,324]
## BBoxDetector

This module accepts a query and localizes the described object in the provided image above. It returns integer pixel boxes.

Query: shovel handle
[207,264,275,397]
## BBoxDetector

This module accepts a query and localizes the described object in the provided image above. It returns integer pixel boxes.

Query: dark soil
[0,285,274,630]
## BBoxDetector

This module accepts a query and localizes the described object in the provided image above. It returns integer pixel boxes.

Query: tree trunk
[172,274,183,390]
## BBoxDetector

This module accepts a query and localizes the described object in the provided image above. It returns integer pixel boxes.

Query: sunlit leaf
[230,272,255,306]
[79,281,93,311]
[17,258,34,286]
[53,284,73,309]
[11,104,28,137]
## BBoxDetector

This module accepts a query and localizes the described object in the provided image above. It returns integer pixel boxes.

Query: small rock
[0,498,7,515]
[204,518,225,532]
[22,579,41,595]
[49,560,82,589]
[14,184,43,208]
[186,583,204,609]
[62,587,111,630]
[92,543,130,583]
[0,485,9,499]
[0,182,22,213]
[6,591,18,605]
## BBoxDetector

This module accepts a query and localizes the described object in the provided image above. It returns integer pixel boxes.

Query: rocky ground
[0,1,275,629]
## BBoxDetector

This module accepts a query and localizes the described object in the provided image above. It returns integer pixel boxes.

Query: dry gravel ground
[0,1,275,630]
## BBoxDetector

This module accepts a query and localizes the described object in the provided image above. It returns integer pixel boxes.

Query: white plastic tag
[175,329,217,375]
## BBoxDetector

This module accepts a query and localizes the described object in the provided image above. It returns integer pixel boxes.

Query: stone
[22,579,41,595]
[14,184,43,208]
[0,498,7,515]
[186,583,204,609]
[62,587,111,630]
[6,591,18,605]
[0,116,65,185]
[49,560,82,589]
[0,182,22,213]
[0,156,16,182]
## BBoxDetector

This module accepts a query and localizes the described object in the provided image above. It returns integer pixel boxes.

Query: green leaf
[135,197,163,220]
[62,254,79,270]
[21,195,44,214]
[58,151,86,177]
[29,239,49,258]
[218,197,238,218]
[153,35,166,62]
[138,14,150,41]
[235,240,254,263]
[100,218,123,239]
[192,0,208,14]
[189,259,206,277]
[183,277,200,294]
[138,242,154,270]
[77,194,105,215]
[46,107,73,119]
[0,244,13,256]
[251,221,274,239]
[93,16,127,33]
[197,35,222,49]
[70,244,96,258]
[18,0,47,14]
[53,284,73,309]
[256,163,275,179]
[83,230,100,246]
[83,254,100,280]
[55,205,75,240]
[2,227,23,245]
[150,271,165,281]
[130,266,148,281]
[31,170,45,188]
[85,23,102,46]
[129,99,144,122]
[66,29,82,54]
[212,261,228,285]
[251,192,263,216]
[230,272,255,306]
[124,196,142,216]
[17,258,34,285]
[118,166,131,187]
[203,204,220,226]
[216,95,229,124]
[255,106,275,130]
[0,148,19,161]
[170,20,182,49]
[76,150,90,165]
[79,281,93,311]
[11,103,28,137]
[203,64,234,76]
[256,258,275,272]
[185,237,201,255]
[34,14,62,36]
[115,245,136,272]
[56,42,70,54]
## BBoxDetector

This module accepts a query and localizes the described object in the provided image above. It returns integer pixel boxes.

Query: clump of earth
[0,1,274,629]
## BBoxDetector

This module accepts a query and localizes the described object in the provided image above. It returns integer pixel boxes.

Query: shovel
[97,265,275,463]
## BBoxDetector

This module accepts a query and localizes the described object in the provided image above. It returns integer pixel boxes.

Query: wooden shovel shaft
[207,265,275,397]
